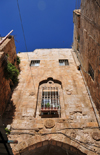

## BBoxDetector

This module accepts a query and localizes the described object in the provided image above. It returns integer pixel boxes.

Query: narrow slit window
[30,60,40,66]
[59,59,69,66]
[88,64,94,80]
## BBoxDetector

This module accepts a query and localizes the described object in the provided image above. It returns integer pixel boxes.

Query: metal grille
[41,87,61,116]
[88,64,94,80]
[30,60,40,66]
[59,59,69,66]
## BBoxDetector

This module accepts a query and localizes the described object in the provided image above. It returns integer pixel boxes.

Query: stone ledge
[13,134,99,155]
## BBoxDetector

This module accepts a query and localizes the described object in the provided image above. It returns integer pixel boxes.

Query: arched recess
[39,77,62,88]
[35,77,64,118]
[15,139,87,155]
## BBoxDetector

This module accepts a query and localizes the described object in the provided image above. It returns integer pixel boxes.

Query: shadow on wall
[2,54,21,125]
[2,82,19,126]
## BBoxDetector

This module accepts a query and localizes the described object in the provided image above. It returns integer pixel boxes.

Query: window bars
[59,59,69,66]
[30,60,40,66]
[41,87,61,117]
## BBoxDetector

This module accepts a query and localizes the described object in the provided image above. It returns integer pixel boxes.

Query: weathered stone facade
[2,49,100,155]
[0,36,18,115]
[1,1,100,154]
[73,0,100,114]
[73,9,81,52]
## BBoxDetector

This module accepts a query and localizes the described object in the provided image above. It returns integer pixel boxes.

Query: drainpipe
[80,69,100,129]
[8,140,18,144]
[0,30,13,45]
[72,48,100,129]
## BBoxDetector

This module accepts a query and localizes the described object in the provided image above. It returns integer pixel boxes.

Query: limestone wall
[73,0,100,114]
[0,36,18,115]
[2,49,100,155]
[73,9,81,52]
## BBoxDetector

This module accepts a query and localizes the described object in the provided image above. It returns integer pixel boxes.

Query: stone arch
[34,77,63,118]
[39,77,62,88]
[14,134,93,155]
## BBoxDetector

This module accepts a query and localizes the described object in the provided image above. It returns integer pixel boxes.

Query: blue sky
[0,0,80,53]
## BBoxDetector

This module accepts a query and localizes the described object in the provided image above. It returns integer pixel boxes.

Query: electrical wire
[75,1,100,31]
[10,129,100,148]
[73,4,100,127]
[94,0,100,7]
[16,0,36,97]
[75,0,81,9]
[42,132,100,154]
[11,126,100,130]
[73,48,90,75]
[9,131,100,153]
[75,0,77,9]
[26,52,36,96]
[2,2,100,154]
[10,130,100,149]
[73,45,100,129]
[57,49,100,150]
[16,0,28,52]
[62,64,100,151]
[81,13,100,32]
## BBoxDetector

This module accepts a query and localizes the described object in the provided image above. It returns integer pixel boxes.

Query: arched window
[37,78,62,118]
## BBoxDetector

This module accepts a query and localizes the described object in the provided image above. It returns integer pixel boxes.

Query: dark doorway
[21,144,87,155]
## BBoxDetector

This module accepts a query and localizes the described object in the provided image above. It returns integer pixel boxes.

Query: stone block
[43,140,49,146]
[57,141,62,147]
[51,140,57,146]
[86,122,98,128]
[36,142,43,148]
[69,146,78,154]
[62,143,70,150]
[28,144,36,151]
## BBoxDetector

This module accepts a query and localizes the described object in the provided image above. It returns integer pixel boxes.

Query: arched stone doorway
[20,141,87,155]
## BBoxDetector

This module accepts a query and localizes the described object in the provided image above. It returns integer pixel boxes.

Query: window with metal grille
[88,64,94,80]
[30,60,40,66]
[41,87,61,117]
[59,59,69,66]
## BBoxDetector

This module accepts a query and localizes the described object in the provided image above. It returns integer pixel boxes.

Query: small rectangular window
[59,59,69,66]
[30,60,40,66]
[88,63,94,80]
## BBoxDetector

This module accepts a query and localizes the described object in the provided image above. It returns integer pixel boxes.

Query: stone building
[1,48,100,155]
[1,0,100,155]
[73,0,100,115]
